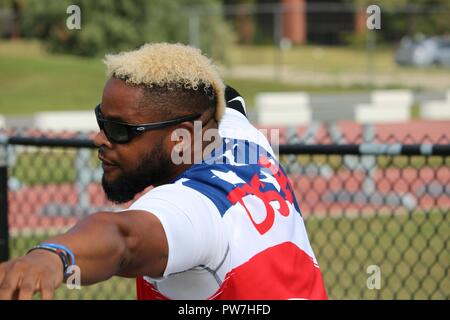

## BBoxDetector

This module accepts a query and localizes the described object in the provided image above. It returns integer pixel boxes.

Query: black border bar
[3,137,450,156]
[278,143,450,156]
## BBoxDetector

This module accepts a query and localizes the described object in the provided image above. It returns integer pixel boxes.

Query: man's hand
[0,210,168,300]
[0,250,64,300]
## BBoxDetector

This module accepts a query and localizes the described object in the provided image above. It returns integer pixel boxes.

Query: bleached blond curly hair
[103,43,225,121]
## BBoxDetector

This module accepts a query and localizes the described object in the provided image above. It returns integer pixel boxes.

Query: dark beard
[101,144,172,204]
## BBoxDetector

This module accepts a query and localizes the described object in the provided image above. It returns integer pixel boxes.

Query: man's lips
[98,155,119,171]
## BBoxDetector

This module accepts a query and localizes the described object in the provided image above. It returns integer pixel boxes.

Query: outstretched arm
[0,210,168,300]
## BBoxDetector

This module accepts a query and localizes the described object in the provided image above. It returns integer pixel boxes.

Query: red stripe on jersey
[136,242,328,300]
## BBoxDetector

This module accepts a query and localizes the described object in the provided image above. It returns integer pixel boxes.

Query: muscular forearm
[46,212,131,285]
[0,209,167,299]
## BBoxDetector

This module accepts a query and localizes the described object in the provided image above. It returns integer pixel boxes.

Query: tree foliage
[17,0,235,62]
[349,0,450,41]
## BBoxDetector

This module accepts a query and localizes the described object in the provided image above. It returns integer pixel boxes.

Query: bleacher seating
[256,92,312,126]
[420,89,450,120]
[34,111,97,131]
[355,89,413,123]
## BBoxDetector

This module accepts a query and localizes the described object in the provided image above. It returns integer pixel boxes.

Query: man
[0,43,327,300]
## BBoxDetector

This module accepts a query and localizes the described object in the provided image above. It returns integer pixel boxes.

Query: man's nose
[93,130,113,149]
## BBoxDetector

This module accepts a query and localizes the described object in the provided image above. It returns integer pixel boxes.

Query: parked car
[395,35,450,67]
[434,40,450,67]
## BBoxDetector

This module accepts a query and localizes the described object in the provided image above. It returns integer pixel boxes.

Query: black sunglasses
[95,104,201,144]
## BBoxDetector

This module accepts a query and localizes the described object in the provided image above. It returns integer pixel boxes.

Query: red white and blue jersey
[130,93,327,300]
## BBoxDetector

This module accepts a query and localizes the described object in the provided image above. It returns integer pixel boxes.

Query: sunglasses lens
[103,122,129,143]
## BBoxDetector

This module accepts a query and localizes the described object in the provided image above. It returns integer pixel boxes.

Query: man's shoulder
[134,182,199,204]
[128,179,223,224]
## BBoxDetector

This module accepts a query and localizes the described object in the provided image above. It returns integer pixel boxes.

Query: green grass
[8,143,448,190]
[11,149,78,185]
[280,154,449,174]
[411,103,421,120]
[306,209,449,299]
[10,148,101,185]
[232,45,377,73]
[230,44,450,75]
[53,276,136,300]
[0,40,421,115]
[224,78,377,108]
[11,149,449,187]
[0,41,106,114]
[8,209,448,300]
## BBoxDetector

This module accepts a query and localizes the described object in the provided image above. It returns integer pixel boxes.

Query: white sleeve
[220,108,277,159]
[125,183,227,278]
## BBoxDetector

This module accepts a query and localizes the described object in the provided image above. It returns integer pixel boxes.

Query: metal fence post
[273,3,283,81]
[0,135,9,262]
[188,12,200,48]
[74,133,93,216]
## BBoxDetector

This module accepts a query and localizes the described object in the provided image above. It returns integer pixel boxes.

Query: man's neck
[156,123,222,186]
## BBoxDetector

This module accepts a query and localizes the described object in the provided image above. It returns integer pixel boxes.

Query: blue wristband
[40,243,76,267]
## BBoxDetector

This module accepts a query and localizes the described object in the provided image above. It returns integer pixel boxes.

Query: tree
[18,0,235,62]
[349,0,450,41]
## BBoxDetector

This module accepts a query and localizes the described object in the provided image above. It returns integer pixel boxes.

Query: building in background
[226,0,368,45]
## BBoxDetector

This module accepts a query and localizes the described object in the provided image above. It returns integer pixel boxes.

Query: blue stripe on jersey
[177,138,301,217]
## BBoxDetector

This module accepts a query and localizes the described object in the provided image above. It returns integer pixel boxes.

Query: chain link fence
[0,128,449,299]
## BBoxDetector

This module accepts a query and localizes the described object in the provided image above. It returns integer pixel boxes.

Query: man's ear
[167,124,194,165]
[174,121,196,146]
